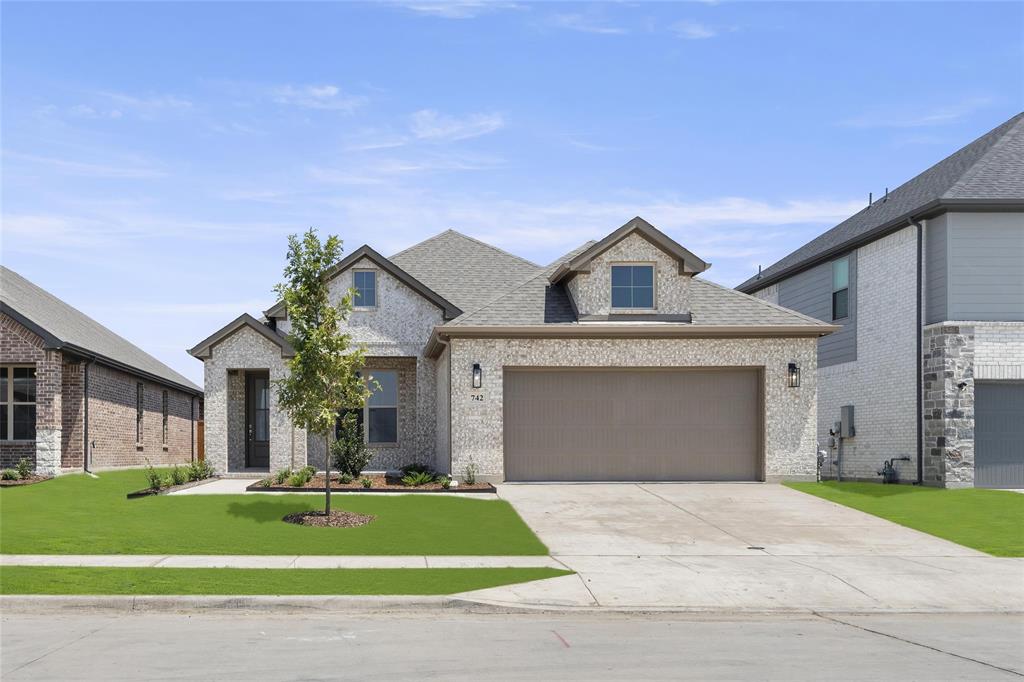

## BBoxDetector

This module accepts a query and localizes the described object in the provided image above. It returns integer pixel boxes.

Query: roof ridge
[448,240,593,326]
[943,112,1024,199]
[693,276,833,327]
[388,229,458,261]
[445,229,542,269]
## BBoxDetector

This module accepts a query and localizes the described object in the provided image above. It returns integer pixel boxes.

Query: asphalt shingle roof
[390,230,542,313]
[736,112,1024,293]
[1,266,201,392]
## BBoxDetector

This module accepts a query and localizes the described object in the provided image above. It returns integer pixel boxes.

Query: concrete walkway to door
[459,483,1024,612]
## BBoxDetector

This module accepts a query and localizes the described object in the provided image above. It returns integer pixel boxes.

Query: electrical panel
[840,405,855,438]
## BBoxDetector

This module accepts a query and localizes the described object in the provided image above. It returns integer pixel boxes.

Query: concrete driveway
[460,483,1024,612]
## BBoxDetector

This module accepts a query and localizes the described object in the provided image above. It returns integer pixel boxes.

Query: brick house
[190,218,836,482]
[737,113,1024,488]
[0,266,203,474]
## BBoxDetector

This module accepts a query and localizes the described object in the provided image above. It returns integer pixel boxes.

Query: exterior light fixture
[787,362,800,388]
[472,363,483,389]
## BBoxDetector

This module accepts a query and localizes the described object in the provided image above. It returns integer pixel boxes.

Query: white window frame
[364,370,398,446]
[610,262,657,311]
[0,364,37,442]
[352,269,378,310]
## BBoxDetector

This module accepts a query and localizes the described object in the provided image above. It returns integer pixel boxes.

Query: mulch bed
[248,473,496,494]
[0,475,50,488]
[125,477,217,499]
[282,510,376,528]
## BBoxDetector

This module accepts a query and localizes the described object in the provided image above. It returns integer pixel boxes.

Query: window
[336,370,398,445]
[832,257,850,320]
[0,366,36,441]
[161,390,169,445]
[353,270,377,308]
[136,383,144,444]
[611,264,655,309]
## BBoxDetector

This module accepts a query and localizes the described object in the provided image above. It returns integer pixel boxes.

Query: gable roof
[549,216,710,284]
[188,313,294,359]
[1,266,201,394]
[390,229,542,313]
[264,244,462,320]
[737,112,1024,293]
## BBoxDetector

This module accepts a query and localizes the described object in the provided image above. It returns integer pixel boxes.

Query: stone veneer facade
[446,336,819,482]
[566,232,693,316]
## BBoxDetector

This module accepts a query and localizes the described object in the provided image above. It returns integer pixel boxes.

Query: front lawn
[0,566,570,595]
[786,482,1024,557]
[0,470,547,556]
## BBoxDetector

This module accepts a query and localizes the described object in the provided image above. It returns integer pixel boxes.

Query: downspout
[911,216,924,485]
[83,358,94,473]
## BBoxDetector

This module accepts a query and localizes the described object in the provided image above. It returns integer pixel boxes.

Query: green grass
[787,482,1024,557]
[0,470,547,556]
[0,566,571,595]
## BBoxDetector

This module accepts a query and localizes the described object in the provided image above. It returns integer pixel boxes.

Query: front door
[245,372,270,469]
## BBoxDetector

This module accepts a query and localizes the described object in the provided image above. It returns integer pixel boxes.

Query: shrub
[145,463,163,490]
[401,462,433,476]
[360,477,373,489]
[439,475,452,490]
[170,466,188,486]
[288,472,310,487]
[1,469,19,480]
[464,458,477,486]
[401,470,435,487]
[331,413,373,478]
[187,460,215,481]
[260,477,272,488]
[300,465,316,479]
[274,468,292,485]
[338,472,354,484]
[16,458,32,480]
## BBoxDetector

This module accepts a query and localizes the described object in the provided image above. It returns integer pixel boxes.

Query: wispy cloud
[397,1,520,19]
[96,91,194,116]
[269,84,368,112]
[308,152,503,184]
[4,151,167,179]
[839,96,993,128]
[565,136,620,152]
[670,21,718,40]
[410,109,505,141]
[549,13,626,35]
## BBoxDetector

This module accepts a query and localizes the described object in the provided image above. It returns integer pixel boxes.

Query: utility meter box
[840,405,855,438]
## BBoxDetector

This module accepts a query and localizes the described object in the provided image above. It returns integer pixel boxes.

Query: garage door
[975,381,1024,489]
[503,368,762,482]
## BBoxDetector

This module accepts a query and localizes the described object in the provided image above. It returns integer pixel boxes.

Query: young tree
[274,229,367,515]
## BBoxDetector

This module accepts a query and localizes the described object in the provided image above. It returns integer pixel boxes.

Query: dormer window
[353,270,377,308]
[611,264,655,309]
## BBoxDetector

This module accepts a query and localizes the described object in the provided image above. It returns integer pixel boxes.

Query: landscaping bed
[0,458,48,487]
[282,509,375,527]
[248,473,495,494]
[0,473,50,488]
[125,461,216,499]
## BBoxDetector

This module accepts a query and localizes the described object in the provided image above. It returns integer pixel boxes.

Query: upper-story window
[0,366,36,441]
[611,264,655,309]
[136,383,144,444]
[353,270,377,308]
[832,256,850,320]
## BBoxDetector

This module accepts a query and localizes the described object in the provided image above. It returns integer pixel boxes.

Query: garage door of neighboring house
[975,381,1024,489]
[503,368,762,482]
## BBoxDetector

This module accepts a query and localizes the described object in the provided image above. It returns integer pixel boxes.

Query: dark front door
[245,372,270,469]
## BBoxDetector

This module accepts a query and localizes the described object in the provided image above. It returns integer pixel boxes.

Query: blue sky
[2,1,1022,385]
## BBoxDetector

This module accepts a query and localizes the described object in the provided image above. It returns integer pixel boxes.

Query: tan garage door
[503,368,762,482]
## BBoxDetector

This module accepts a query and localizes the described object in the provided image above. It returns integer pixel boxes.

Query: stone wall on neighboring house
[923,321,1024,487]
[203,325,302,475]
[0,313,62,473]
[448,336,818,482]
[566,232,693,316]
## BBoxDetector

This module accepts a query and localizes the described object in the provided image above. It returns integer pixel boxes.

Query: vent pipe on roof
[868,192,873,206]
[757,265,762,279]
[884,187,889,202]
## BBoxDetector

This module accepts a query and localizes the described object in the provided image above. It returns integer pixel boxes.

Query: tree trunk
[324,434,331,515]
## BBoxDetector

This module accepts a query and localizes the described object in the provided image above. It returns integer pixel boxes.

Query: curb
[3,595,1023,617]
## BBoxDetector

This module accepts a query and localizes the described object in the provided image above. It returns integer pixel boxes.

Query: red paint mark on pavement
[551,630,570,648]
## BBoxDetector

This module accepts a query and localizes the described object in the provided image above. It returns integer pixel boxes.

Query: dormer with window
[549,217,709,320]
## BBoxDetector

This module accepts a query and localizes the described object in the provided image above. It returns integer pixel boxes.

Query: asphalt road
[2,611,1022,680]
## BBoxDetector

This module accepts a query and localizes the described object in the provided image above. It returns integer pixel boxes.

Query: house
[189,217,836,482]
[0,266,204,474]
[736,113,1024,489]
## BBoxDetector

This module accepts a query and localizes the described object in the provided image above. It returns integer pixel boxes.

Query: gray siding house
[737,113,1024,489]
[190,218,836,483]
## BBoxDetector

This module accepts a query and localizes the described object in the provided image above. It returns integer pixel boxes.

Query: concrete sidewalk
[0,555,562,569]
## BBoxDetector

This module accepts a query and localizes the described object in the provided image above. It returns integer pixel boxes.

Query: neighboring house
[189,218,836,482]
[737,113,1024,489]
[0,267,204,474]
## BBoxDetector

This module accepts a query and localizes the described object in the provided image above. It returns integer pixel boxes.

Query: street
[2,611,1022,680]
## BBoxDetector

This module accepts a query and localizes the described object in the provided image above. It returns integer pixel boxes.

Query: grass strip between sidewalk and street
[786,482,1024,557]
[0,566,572,595]
[0,470,548,556]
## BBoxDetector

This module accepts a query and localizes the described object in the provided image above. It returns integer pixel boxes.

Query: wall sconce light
[787,362,800,388]
[472,363,483,389]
